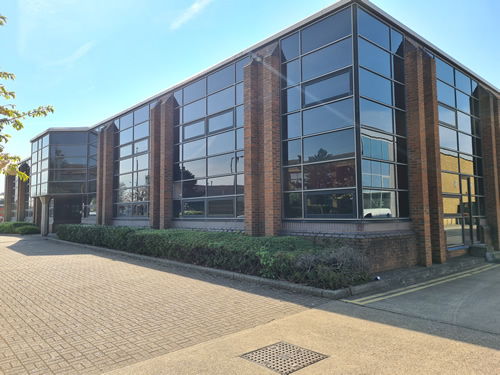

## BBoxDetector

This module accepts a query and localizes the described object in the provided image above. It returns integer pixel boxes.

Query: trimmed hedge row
[0,222,41,235]
[56,224,369,290]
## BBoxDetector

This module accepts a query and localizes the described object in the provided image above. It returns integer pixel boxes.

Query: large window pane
[303,129,354,163]
[208,199,234,217]
[183,200,205,217]
[283,139,301,166]
[302,98,353,136]
[284,166,302,191]
[184,99,206,123]
[359,38,391,77]
[207,131,234,155]
[282,86,301,113]
[282,59,300,87]
[284,193,302,218]
[360,99,393,133]
[208,65,235,94]
[439,126,458,150]
[208,110,233,133]
[304,159,355,189]
[183,138,206,160]
[184,120,205,140]
[437,81,455,107]
[306,191,355,217]
[360,68,392,105]
[301,7,351,54]
[302,37,352,82]
[436,58,454,86]
[363,190,395,218]
[303,69,352,107]
[208,86,234,115]
[207,176,235,196]
[184,79,206,104]
[183,180,206,198]
[358,8,389,50]
[438,105,456,126]
[183,159,206,179]
[283,113,301,139]
[208,153,234,176]
[281,32,299,61]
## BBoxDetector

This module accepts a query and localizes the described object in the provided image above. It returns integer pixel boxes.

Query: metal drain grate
[240,342,328,375]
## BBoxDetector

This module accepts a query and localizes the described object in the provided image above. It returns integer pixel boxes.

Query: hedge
[0,222,41,235]
[56,224,369,290]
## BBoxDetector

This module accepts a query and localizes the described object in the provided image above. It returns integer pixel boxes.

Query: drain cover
[240,342,328,374]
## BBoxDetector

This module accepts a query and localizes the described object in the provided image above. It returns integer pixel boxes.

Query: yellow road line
[342,264,499,306]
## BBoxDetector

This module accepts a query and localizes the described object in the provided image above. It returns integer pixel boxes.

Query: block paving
[0,235,326,374]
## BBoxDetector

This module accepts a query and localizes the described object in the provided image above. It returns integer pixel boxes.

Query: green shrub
[0,222,38,234]
[15,225,41,235]
[56,224,369,290]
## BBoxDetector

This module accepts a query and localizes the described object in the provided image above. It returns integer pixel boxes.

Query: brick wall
[404,40,432,266]
[96,122,115,225]
[159,96,174,229]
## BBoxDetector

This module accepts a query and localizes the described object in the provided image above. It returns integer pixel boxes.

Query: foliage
[0,13,54,180]
[0,221,40,234]
[56,225,370,290]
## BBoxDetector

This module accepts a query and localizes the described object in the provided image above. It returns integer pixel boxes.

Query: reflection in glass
[459,133,473,155]
[302,98,353,136]
[439,126,457,150]
[358,8,390,50]
[303,129,354,163]
[183,159,206,179]
[207,130,234,155]
[360,99,393,133]
[282,86,301,113]
[184,99,206,123]
[438,105,456,126]
[284,192,302,218]
[119,128,133,145]
[208,111,233,133]
[281,32,299,61]
[208,65,235,94]
[207,175,235,196]
[134,105,149,125]
[183,200,205,216]
[306,191,354,217]
[183,180,206,198]
[440,150,459,172]
[184,79,206,104]
[455,70,471,95]
[391,29,404,56]
[208,86,234,115]
[301,7,351,54]
[184,120,205,140]
[134,154,149,170]
[303,69,352,107]
[441,172,460,194]
[437,81,455,107]
[283,59,300,87]
[359,38,391,77]
[363,190,395,218]
[207,153,233,176]
[208,199,234,217]
[304,159,355,189]
[436,58,454,85]
[284,166,302,191]
[283,139,301,165]
[120,113,133,130]
[302,38,352,82]
[283,113,301,139]
[360,68,392,105]
[183,139,206,160]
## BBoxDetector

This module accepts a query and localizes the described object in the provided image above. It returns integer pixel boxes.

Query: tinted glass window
[456,91,471,113]
[183,159,206,179]
[283,139,302,166]
[457,112,472,134]
[439,126,458,150]
[51,145,87,157]
[393,56,405,83]
[284,192,302,218]
[184,79,206,104]
[208,65,235,94]
[283,113,301,139]
[437,81,455,107]
[306,191,354,217]
[438,105,456,126]
[360,68,392,105]
[284,166,302,191]
[235,57,249,82]
[174,90,182,107]
[304,159,355,189]
[360,99,393,133]
[134,105,149,124]
[301,8,351,54]
[281,32,299,61]
[391,29,404,57]
[51,132,87,144]
[236,82,244,105]
[120,113,133,130]
[359,38,391,77]
[236,128,244,150]
[208,86,234,115]
[283,59,300,87]
[207,130,234,155]
[358,9,389,50]
[302,37,352,82]
[303,69,352,107]
[134,121,149,140]
[455,70,471,95]
[134,154,149,170]
[436,58,454,85]
[236,105,244,127]
[184,120,205,140]
[303,129,354,163]
[183,180,206,199]
[208,110,233,133]
[282,86,301,113]
[459,133,473,155]
[120,145,132,158]
[302,98,353,136]
[208,153,234,176]
[134,139,148,154]
[183,138,206,160]
[208,199,234,217]
[207,176,235,196]
[394,83,405,110]
[184,99,206,123]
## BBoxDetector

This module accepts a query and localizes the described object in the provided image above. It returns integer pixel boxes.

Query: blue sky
[1,0,499,191]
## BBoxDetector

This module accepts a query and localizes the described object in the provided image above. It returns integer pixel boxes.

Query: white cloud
[47,41,96,67]
[170,0,214,30]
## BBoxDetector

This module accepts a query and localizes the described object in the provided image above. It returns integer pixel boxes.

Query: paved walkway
[0,235,326,374]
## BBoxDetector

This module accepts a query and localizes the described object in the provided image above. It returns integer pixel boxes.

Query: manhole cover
[240,342,328,374]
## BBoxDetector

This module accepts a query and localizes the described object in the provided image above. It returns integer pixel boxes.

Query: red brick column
[149,101,161,229]
[423,54,447,263]
[159,96,174,229]
[97,122,115,225]
[17,178,26,222]
[244,58,264,236]
[479,88,500,250]
[405,40,432,266]
[262,47,282,236]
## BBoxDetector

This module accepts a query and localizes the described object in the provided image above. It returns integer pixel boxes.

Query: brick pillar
[423,54,447,263]
[17,178,26,222]
[405,40,432,267]
[149,101,161,229]
[262,47,282,236]
[479,88,500,250]
[4,175,13,222]
[97,122,115,225]
[244,58,264,236]
[159,96,174,229]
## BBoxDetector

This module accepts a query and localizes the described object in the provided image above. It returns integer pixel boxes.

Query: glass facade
[172,57,248,219]
[113,103,154,218]
[280,5,408,220]
[436,57,484,247]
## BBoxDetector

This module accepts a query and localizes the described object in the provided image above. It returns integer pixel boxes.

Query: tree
[0,14,54,180]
